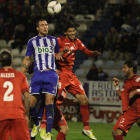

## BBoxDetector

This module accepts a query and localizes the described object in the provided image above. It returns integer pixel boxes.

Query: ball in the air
[47,1,61,15]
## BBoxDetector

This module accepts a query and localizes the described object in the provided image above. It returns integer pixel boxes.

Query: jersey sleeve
[21,73,29,93]
[54,38,59,53]
[25,39,34,56]
[132,76,140,95]
[77,39,93,56]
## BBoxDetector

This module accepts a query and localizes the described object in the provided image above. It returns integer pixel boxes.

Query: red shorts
[113,109,140,134]
[0,119,30,140]
[58,71,85,95]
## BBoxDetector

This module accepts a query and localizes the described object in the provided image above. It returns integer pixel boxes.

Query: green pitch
[35,121,140,140]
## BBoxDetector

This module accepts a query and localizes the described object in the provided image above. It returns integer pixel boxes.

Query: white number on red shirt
[3,81,13,101]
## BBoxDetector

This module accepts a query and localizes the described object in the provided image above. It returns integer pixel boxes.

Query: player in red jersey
[40,89,69,140]
[0,50,30,140]
[112,61,140,140]
[56,23,101,140]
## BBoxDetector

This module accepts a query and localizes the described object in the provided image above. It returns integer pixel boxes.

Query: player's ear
[36,27,39,31]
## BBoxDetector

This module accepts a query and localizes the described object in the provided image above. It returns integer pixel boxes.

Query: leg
[0,120,11,140]
[112,129,124,140]
[56,125,68,140]
[30,94,40,126]
[75,94,89,129]
[11,119,30,140]
[30,94,40,137]
[67,74,97,140]
[45,93,55,133]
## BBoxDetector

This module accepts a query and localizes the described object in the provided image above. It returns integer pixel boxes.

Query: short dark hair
[124,60,137,74]
[36,19,46,27]
[0,50,12,67]
[63,22,76,32]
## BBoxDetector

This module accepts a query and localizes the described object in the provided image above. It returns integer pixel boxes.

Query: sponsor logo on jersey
[37,46,51,54]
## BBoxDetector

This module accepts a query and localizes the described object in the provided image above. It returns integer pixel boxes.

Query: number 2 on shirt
[3,81,13,101]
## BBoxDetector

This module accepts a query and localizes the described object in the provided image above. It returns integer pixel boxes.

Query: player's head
[63,22,76,40]
[122,61,137,77]
[36,19,48,37]
[0,50,13,67]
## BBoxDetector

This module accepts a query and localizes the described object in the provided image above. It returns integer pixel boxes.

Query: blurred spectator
[123,13,134,27]
[111,11,123,32]
[119,1,130,17]
[119,31,132,61]
[129,29,140,53]
[131,0,140,20]
[86,64,98,81]
[9,0,21,15]
[11,24,28,52]
[105,27,119,51]
[87,38,98,51]
[21,0,31,15]
[98,67,108,81]
[30,0,42,21]
[0,17,5,38]
[108,38,121,60]
[132,37,140,65]
[95,31,105,53]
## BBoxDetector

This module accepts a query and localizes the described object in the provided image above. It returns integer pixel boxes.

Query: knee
[112,130,116,138]
[60,125,69,134]
[80,97,88,105]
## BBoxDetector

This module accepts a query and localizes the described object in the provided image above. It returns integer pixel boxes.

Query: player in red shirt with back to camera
[0,50,30,140]
[56,22,101,140]
[112,60,140,140]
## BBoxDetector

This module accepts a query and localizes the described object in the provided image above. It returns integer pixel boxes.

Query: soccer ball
[47,1,61,15]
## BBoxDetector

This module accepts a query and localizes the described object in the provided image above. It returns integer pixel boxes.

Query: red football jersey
[57,36,93,71]
[121,75,140,112]
[0,68,29,121]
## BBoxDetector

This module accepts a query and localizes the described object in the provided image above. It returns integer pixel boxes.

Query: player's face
[36,21,48,36]
[122,64,130,77]
[65,28,76,40]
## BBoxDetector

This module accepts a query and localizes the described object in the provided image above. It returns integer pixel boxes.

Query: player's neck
[128,73,135,79]
[3,66,12,69]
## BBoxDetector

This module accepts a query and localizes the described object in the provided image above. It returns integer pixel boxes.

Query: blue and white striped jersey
[25,35,59,71]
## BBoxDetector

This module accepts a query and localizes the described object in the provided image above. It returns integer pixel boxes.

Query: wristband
[136,89,140,92]
[115,86,119,90]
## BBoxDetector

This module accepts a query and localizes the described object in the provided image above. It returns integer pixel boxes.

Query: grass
[35,121,140,140]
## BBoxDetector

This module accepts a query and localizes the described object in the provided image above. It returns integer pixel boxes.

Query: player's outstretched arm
[112,77,121,99]
[55,46,69,61]
[91,50,101,57]
[21,56,32,73]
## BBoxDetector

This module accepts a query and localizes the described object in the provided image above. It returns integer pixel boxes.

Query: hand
[112,77,119,86]
[92,50,101,56]
[55,53,64,61]
[63,46,69,53]
[56,69,60,76]
[129,90,137,99]
[25,115,30,126]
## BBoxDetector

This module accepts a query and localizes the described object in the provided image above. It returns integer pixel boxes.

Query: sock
[29,129,35,140]
[46,104,54,133]
[30,107,39,126]
[41,107,46,129]
[56,132,66,140]
[80,104,90,130]
[115,135,123,140]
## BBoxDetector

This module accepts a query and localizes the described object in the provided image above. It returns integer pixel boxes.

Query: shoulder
[27,36,38,44]
[57,36,65,41]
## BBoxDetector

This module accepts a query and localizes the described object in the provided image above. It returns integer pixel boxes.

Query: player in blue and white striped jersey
[21,19,69,140]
